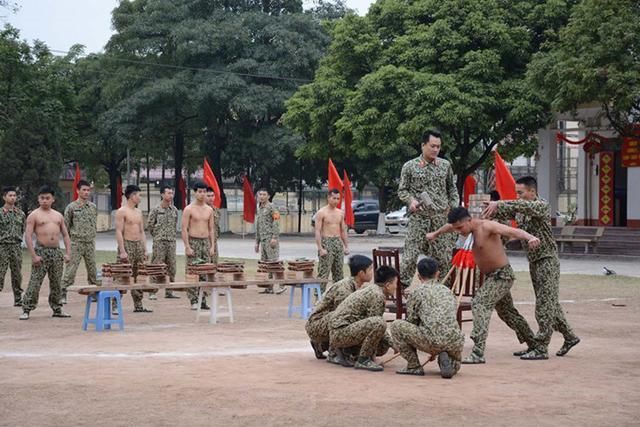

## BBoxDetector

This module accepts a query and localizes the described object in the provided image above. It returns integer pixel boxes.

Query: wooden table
[68,277,328,325]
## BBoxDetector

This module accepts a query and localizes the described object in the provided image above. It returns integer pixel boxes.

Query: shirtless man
[115,184,152,313]
[315,188,349,290]
[20,186,72,320]
[205,187,220,264]
[427,207,540,364]
[182,182,216,310]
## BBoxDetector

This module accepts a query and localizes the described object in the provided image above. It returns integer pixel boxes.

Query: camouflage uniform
[62,200,98,297]
[398,156,459,286]
[305,277,357,347]
[468,264,536,358]
[390,280,464,372]
[317,237,344,290]
[147,204,178,296]
[21,246,64,314]
[186,237,210,304]
[330,284,390,358]
[255,202,280,262]
[495,199,578,351]
[0,206,25,304]
[212,207,221,264]
[119,240,145,310]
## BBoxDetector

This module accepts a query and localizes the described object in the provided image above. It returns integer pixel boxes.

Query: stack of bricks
[216,262,245,282]
[101,263,133,285]
[468,194,490,218]
[286,259,316,279]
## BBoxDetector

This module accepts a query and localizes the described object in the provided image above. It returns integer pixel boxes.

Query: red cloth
[463,174,476,207]
[115,175,122,209]
[72,163,81,201]
[242,176,256,223]
[494,150,517,200]
[343,170,354,227]
[328,158,343,208]
[203,158,222,208]
[177,173,187,209]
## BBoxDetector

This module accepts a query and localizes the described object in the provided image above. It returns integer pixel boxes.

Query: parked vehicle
[311,200,380,234]
[385,206,408,234]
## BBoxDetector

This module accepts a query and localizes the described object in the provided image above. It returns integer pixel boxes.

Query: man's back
[408,283,462,347]
[331,285,385,329]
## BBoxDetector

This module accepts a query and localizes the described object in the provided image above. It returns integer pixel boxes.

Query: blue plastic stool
[288,283,323,319]
[82,290,124,331]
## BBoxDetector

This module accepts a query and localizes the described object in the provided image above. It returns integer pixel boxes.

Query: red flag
[177,173,187,209]
[203,158,222,208]
[328,158,343,208]
[494,150,517,201]
[463,175,477,207]
[242,176,256,223]
[115,175,122,209]
[72,163,81,201]
[343,170,354,227]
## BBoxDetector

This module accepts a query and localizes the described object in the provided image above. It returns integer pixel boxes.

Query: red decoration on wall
[621,138,640,167]
[598,152,614,226]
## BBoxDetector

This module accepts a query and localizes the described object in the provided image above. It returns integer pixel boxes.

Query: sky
[4,0,376,54]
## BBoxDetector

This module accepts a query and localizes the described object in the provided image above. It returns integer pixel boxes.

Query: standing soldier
[20,186,72,320]
[0,186,25,306]
[147,186,179,300]
[315,189,350,290]
[254,188,283,294]
[390,257,464,378]
[398,129,459,287]
[206,187,220,264]
[483,176,580,359]
[61,180,97,304]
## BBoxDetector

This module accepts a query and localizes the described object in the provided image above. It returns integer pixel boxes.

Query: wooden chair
[556,226,604,254]
[372,248,403,319]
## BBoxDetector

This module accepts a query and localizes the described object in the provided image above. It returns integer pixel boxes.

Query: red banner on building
[598,152,614,226]
[621,138,640,167]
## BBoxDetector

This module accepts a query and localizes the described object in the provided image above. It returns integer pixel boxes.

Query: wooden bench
[555,226,605,254]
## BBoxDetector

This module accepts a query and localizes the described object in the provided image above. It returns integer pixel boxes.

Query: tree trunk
[173,129,185,209]
[205,132,228,208]
[106,164,120,211]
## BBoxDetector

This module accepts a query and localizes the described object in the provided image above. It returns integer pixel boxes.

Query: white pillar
[536,128,558,219]
[628,167,640,227]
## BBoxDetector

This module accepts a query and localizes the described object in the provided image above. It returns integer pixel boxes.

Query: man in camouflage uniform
[315,189,349,290]
[254,188,282,294]
[390,257,464,378]
[398,130,459,287]
[147,186,179,299]
[206,187,220,264]
[61,180,97,304]
[484,176,580,359]
[329,266,400,371]
[0,186,25,306]
[428,207,540,364]
[20,186,72,320]
[306,255,373,359]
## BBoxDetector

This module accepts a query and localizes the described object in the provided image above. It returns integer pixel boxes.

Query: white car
[385,206,408,234]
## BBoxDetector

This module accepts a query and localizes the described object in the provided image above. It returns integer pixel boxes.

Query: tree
[285,0,577,207]
[528,0,640,136]
[0,26,77,211]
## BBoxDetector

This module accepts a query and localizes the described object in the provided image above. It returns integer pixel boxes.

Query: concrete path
[94,232,640,278]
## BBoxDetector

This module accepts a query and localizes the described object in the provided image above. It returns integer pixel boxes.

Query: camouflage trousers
[390,320,464,371]
[317,237,344,291]
[330,317,388,358]
[186,237,210,304]
[259,238,279,262]
[0,243,23,304]
[62,240,97,295]
[21,246,64,313]
[150,240,176,297]
[530,257,577,350]
[469,264,536,357]
[306,312,332,348]
[400,214,454,288]
[118,240,145,310]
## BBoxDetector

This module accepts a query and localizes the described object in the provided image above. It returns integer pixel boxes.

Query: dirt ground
[1,266,639,427]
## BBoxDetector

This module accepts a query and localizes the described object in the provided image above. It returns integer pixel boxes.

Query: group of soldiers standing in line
[306,129,580,377]
[0,178,282,319]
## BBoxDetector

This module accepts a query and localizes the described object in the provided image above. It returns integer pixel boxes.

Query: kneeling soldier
[390,257,464,378]
[329,265,399,372]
